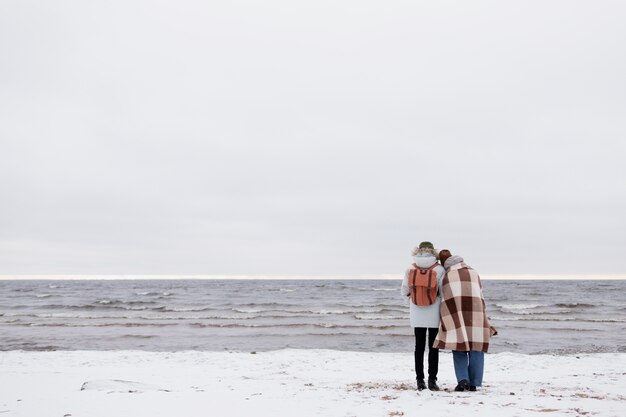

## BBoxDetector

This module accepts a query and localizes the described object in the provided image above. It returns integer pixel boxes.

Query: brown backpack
[408,263,439,306]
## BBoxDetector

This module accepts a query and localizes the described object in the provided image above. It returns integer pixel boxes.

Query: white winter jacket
[400,254,446,328]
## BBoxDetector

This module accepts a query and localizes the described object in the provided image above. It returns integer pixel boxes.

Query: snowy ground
[1,350,624,417]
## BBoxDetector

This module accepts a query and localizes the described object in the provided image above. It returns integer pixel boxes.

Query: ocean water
[1,279,624,354]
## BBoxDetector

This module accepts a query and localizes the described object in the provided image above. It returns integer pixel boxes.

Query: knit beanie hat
[411,241,437,256]
[438,249,452,266]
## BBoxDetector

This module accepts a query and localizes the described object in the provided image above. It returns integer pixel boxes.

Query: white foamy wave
[354,314,405,320]
[498,309,573,316]
[163,307,204,312]
[36,294,54,298]
[584,318,626,323]
[136,291,173,297]
[268,288,296,293]
[34,313,102,319]
[316,308,394,314]
[490,316,626,323]
[495,303,545,312]
[233,308,264,313]
[231,307,404,315]
[316,309,350,314]
[491,316,525,321]
[138,314,247,320]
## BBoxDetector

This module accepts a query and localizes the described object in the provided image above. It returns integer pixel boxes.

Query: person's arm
[400,270,410,304]
[436,265,446,298]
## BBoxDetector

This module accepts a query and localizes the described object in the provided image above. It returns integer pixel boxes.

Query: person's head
[411,241,437,257]
[438,249,452,266]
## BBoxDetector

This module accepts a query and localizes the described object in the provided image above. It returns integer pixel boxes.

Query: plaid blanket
[433,262,497,352]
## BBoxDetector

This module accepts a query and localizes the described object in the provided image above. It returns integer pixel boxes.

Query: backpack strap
[417,263,438,272]
[426,268,433,305]
[409,269,418,304]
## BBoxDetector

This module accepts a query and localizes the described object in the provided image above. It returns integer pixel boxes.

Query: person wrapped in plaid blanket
[433,251,497,392]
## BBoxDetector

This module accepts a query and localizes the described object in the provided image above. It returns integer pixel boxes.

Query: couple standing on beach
[401,241,497,392]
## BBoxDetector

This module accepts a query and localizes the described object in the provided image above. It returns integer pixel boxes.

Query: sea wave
[14,322,177,328]
[554,303,594,308]
[494,309,574,316]
[231,307,405,315]
[36,303,155,311]
[97,299,158,306]
[354,314,406,320]
[494,302,598,315]
[490,316,626,323]
[135,291,174,297]
[187,322,403,330]
[117,334,156,339]
[495,303,545,311]
[153,306,213,312]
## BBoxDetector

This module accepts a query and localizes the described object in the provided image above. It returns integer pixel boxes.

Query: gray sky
[1,1,625,276]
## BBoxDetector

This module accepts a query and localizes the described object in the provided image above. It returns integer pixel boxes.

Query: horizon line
[1,274,625,280]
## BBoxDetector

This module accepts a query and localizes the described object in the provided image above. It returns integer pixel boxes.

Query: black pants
[414,327,439,380]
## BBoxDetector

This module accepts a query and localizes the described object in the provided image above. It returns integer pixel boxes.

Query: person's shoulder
[436,265,446,278]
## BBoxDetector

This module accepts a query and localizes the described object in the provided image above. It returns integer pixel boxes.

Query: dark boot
[469,385,477,391]
[428,378,440,391]
[454,379,469,392]
[416,379,426,391]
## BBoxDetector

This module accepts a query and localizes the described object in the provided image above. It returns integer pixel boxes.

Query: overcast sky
[1,1,625,276]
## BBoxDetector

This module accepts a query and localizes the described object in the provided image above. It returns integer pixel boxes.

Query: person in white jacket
[401,241,446,391]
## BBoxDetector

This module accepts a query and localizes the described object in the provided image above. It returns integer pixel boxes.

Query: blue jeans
[452,351,485,387]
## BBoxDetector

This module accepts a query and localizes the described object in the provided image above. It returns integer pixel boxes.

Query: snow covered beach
[1,350,624,417]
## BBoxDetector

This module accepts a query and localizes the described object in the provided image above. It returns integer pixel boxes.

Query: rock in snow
[80,379,166,393]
